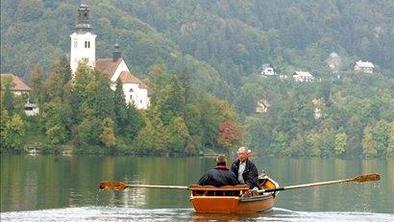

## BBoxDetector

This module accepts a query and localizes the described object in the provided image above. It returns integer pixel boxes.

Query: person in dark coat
[231,147,260,189]
[198,155,239,187]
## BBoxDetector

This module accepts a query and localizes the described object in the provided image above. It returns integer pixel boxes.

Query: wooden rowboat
[189,175,279,214]
[98,173,380,214]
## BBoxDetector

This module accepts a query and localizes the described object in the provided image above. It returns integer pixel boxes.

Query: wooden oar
[99,181,189,191]
[258,173,381,194]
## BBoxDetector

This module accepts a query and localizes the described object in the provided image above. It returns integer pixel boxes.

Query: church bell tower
[70,4,96,75]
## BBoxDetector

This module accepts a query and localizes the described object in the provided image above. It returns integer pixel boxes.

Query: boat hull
[190,194,275,213]
[189,176,279,214]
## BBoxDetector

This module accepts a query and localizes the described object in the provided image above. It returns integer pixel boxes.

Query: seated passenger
[231,147,260,190]
[198,155,239,187]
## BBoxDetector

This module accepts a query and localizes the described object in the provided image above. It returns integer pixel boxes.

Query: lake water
[1,155,393,221]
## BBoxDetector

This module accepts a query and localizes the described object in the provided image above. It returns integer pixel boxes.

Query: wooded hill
[1,0,393,158]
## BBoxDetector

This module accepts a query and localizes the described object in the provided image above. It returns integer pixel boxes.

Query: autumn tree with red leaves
[217,121,243,150]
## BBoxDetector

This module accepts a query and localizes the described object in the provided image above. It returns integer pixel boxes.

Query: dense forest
[1,0,393,158]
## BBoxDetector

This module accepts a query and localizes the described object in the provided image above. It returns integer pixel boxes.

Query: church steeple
[70,3,96,75]
[75,4,92,33]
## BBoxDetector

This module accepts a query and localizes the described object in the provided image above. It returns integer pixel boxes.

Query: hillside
[1,0,393,158]
[1,1,393,91]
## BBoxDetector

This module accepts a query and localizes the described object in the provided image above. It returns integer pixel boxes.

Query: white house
[354,60,375,74]
[259,64,276,76]
[292,71,314,82]
[256,99,270,113]
[326,52,342,70]
[95,45,150,109]
[69,4,150,109]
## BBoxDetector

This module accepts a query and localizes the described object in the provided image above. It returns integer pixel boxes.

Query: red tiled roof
[95,58,122,78]
[119,71,149,90]
[0,74,32,91]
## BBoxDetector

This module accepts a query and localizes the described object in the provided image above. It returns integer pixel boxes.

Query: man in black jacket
[198,155,239,187]
[231,147,260,189]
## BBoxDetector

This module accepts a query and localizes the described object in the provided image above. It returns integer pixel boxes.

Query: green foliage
[334,132,347,156]
[0,110,26,151]
[2,76,14,114]
[100,117,115,148]
[29,64,44,104]
[167,116,190,152]
[75,117,102,146]
[1,1,393,158]
[362,126,377,158]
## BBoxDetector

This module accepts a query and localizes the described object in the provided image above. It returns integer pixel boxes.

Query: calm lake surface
[1,154,393,221]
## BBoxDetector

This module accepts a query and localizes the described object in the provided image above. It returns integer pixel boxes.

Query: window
[74,40,78,48]
[129,88,134,92]
[84,41,90,48]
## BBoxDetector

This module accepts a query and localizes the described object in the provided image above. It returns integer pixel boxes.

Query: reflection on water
[1,155,394,221]
[1,207,393,222]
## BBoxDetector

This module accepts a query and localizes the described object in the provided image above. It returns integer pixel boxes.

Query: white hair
[237,147,249,154]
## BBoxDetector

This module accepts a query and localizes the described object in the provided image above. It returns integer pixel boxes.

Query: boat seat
[189,184,249,196]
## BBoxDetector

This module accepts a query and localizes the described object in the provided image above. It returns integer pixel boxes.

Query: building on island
[0,73,32,96]
[0,73,39,116]
[69,4,150,109]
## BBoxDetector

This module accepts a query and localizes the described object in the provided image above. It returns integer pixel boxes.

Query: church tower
[70,4,96,75]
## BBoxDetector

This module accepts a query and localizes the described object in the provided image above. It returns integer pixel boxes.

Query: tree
[135,114,169,154]
[1,113,26,151]
[362,126,377,158]
[372,120,390,157]
[29,64,44,104]
[74,117,101,145]
[113,78,128,133]
[156,77,185,125]
[167,116,190,152]
[101,117,115,147]
[334,132,347,156]
[217,121,242,150]
[307,133,321,157]
[2,76,14,114]
[46,124,67,145]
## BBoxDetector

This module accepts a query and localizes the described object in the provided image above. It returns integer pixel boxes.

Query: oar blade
[353,173,381,183]
[99,181,128,191]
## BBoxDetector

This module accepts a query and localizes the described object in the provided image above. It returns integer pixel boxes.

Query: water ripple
[1,207,393,222]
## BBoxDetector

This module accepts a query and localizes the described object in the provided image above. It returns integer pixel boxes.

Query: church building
[69,4,150,109]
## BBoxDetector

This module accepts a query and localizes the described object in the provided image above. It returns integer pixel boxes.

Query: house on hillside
[354,60,375,74]
[69,4,150,109]
[292,71,314,82]
[326,52,342,71]
[311,97,323,120]
[1,74,32,95]
[259,64,276,76]
[256,99,270,113]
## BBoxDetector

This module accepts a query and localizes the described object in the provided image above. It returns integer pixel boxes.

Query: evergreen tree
[2,78,14,114]
[29,64,44,104]
[113,78,128,133]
